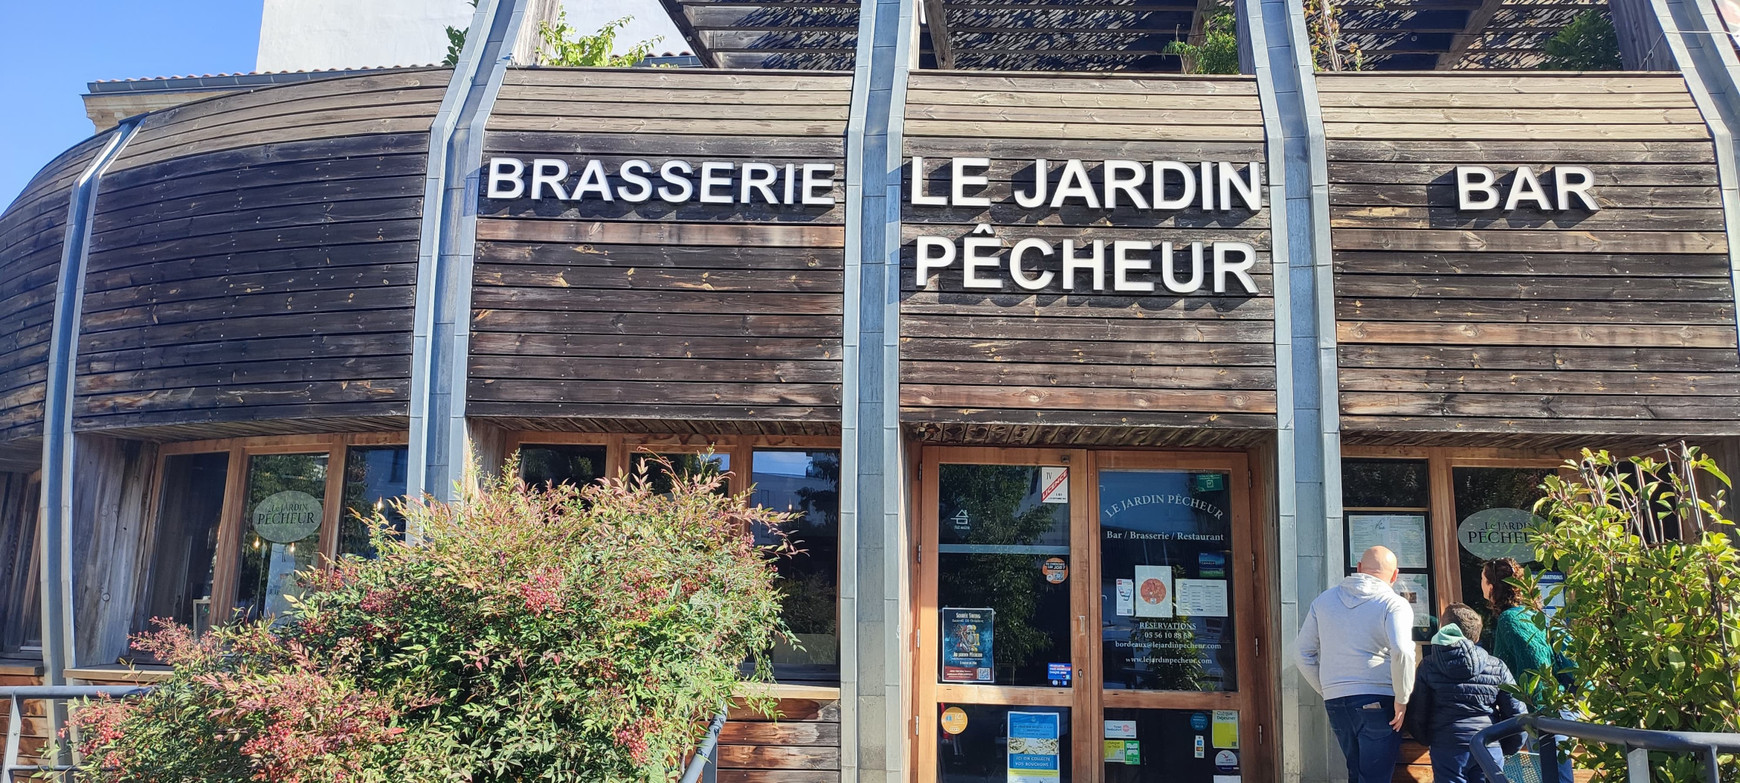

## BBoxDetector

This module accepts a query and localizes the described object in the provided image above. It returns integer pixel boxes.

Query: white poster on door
[1133,566,1173,618]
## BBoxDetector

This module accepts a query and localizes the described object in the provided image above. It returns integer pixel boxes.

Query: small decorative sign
[941,706,969,735]
[1457,508,1542,562]
[1042,557,1069,585]
[252,491,322,544]
[1040,467,1069,504]
[1047,662,1072,687]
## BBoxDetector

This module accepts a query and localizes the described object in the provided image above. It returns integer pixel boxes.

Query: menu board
[1347,513,1429,570]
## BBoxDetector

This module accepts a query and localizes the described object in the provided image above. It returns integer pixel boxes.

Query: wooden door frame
[913,445,1271,782]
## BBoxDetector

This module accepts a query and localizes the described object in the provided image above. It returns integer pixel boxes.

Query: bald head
[1357,546,1399,584]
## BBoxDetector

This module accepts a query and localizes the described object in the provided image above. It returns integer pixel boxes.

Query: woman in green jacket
[1482,557,1574,783]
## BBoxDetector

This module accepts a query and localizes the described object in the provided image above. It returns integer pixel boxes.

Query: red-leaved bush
[73,460,793,782]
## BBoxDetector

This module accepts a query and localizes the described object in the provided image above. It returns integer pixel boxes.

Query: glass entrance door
[918,449,1266,783]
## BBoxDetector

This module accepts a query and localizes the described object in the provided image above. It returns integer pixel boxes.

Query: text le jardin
[484,156,1598,297]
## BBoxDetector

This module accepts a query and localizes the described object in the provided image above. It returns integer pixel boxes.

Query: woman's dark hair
[1483,557,1538,612]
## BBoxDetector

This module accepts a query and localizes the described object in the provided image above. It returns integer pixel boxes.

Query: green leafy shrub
[1165,6,1239,75]
[1539,9,1623,71]
[73,464,793,782]
[1531,446,1740,783]
[539,13,661,68]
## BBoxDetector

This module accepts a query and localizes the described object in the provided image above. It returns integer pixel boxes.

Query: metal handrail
[2,686,152,781]
[1473,714,1740,783]
[679,710,728,783]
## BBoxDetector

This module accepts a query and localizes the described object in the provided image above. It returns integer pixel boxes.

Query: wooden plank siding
[1321,73,1740,444]
[0,132,116,457]
[899,73,1276,436]
[469,68,850,427]
[70,72,445,434]
[720,697,841,783]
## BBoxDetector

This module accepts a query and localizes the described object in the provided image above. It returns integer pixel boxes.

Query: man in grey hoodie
[1295,546,1418,783]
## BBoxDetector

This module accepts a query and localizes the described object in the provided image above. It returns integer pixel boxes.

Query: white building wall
[257,0,683,72]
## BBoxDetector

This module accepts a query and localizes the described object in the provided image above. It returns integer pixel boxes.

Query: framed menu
[1346,513,1429,570]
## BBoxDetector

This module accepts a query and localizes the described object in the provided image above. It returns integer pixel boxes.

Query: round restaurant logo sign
[252,490,322,544]
[1456,508,1541,563]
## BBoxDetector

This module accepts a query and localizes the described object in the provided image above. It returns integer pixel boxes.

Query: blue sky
[1,3,262,205]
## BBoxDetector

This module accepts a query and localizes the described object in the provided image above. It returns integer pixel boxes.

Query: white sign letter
[487,157,525,199]
[803,163,837,206]
[1213,242,1259,294]
[1009,238,1056,291]
[910,156,947,206]
[529,158,569,201]
[1456,166,1500,211]
[915,236,956,287]
[1113,241,1155,292]
[1554,166,1599,211]
[952,157,992,207]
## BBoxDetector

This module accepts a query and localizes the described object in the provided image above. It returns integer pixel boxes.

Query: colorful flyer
[1115,578,1135,616]
[1212,711,1239,749]
[1123,740,1140,765]
[1046,662,1072,687]
[1008,712,1062,782]
[1103,740,1126,763]
[941,607,995,683]
[1176,579,1230,617]
[1133,565,1173,618]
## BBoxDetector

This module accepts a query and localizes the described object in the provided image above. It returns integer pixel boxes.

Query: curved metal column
[37,117,141,752]
[1239,1,1342,781]
[408,0,533,503]
[841,0,917,778]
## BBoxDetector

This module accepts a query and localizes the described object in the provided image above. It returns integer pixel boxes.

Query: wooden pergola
[655,0,1667,72]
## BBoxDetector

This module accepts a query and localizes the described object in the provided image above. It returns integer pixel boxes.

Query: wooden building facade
[5,1,1740,782]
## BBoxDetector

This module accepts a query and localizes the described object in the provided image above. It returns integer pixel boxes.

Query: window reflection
[139,452,228,633]
[235,453,327,623]
[339,446,408,558]
[752,449,839,682]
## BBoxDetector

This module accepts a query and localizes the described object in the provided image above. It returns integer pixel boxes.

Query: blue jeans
[1431,732,1502,783]
[1325,695,1404,783]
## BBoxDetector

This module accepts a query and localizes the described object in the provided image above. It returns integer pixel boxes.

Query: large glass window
[1099,470,1237,692]
[752,449,840,682]
[0,475,42,653]
[339,446,408,558]
[1454,466,1554,615]
[630,451,730,495]
[1103,708,1241,783]
[520,444,608,489]
[234,453,328,622]
[138,453,229,633]
[937,464,1072,688]
[938,704,1072,783]
[1342,459,1434,641]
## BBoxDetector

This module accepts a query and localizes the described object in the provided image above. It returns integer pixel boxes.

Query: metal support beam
[37,116,140,756]
[922,0,954,70]
[840,0,916,779]
[1437,0,1505,69]
[408,0,531,504]
[1613,0,1677,71]
[1654,0,1740,371]
[1240,0,1341,781]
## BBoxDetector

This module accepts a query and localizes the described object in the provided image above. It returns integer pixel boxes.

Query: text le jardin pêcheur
[483,155,1267,296]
